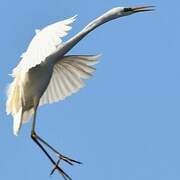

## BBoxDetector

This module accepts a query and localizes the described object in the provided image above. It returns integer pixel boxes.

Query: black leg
[31,132,72,180]
[34,133,82,165]
[31,98,81,179]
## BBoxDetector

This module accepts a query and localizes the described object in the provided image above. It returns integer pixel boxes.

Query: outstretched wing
[39,55,101,106]
[12,15,77,76]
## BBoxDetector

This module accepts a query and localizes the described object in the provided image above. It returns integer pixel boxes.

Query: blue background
[1,0,179,179]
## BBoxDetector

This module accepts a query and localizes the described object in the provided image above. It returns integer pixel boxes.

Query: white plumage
[39,55,99,106]
[12,15,77,77]
[6,16,100,135]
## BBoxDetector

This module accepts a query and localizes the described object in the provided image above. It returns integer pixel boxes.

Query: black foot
[50,159,72,180]
[31,131,82,179]
[50,154,82,179]
[58,154,82,166]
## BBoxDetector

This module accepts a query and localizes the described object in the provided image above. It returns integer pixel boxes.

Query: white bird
[6,5,154,180]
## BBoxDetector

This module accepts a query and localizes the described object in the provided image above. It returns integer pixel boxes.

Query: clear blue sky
[0,0,179,180]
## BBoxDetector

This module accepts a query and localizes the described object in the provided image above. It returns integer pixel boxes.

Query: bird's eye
[124,8,132,12]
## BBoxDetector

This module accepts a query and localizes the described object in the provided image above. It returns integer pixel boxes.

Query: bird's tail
[6,74,23,136]
[13,108,23,136]
[13,109,33,136]
[6,73,33,136]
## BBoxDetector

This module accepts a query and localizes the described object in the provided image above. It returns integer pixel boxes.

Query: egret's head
[122,5,155,16]
[109,5,155,18]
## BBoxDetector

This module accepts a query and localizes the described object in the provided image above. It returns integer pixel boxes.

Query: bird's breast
[21,62,54,109]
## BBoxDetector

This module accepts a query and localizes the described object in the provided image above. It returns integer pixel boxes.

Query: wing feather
[61,63,85,90]
[61,64,80,90]
[64,61,92,79]
[39,55,100,106]
[12,15,77,77]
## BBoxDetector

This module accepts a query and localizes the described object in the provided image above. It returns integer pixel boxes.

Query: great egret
[6,5,154,180]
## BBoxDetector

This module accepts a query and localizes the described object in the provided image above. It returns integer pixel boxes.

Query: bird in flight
[6,5,154,180]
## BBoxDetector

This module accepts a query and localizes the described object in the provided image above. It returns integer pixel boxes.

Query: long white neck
[50,7,124,63]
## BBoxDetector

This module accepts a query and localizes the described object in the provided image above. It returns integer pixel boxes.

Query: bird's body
[6,6,154,180]
[7,50,53,133]
[7,16,77,132]
[7,15,100,135]
[7,53,99,134]
[20,60,53,110]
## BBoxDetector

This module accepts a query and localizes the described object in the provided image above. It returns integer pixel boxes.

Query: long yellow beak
[131,5,155,13]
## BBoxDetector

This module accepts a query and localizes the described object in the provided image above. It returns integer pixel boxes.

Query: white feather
[39,55,100,106]
[12,15,77,77]
[13,108,22,136]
